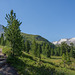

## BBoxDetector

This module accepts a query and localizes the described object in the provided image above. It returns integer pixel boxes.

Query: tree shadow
[6,56,65,75]
[51,57,61,59]
[21,53,36,61]
[41,60,59,67]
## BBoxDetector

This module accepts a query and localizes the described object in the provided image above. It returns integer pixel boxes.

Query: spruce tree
[42,43,45,55]
[22,39,25,51]
[25,40,30,53]
[1,34,4,46]
[4,10,23,56]
[62,53,67,67]
[37,44,41,60]
[66,51,70,62]
[70,43,74,57]
[32,40,37,57]
[62,53,66,62]
[45,44,49,57]
[47,46,51,58]
[51,48,53,56]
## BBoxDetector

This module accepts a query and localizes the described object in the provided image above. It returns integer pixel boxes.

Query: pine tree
[51,48,53,56]
[22,39,25,51]
[32,40,37,57]
[47,46,51,58]
[4,10,23,56]
[62,53,67,67]
[54,48,58,56]
[37,44,41,60]
[25,40,30,53]
[1,34,4,46]
[70,43,74,57]
[45,44,49,57]
[70,49,73,57]
[66,51,70,62]
[42,43,45,55]
[60,48,63,56]
[62,53,67,62]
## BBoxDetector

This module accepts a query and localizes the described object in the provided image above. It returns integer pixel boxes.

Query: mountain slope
[0,25,54,46]
[0,25,4,36]
[21,33,53,45]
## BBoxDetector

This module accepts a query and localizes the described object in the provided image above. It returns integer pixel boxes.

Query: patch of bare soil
[0,64,19,75]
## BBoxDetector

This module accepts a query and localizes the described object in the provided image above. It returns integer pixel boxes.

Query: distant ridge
[0,25,54,47]
[52,38,75,46]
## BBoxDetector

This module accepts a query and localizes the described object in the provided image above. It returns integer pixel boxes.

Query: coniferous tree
[45,44,49,57]
[47,45,51,58]
[60,48,63,56]
[62,53,67,62]
[42,43,45,55]
[37,44,41,60]
[66,51,70,62]
[22,39,25,51]
[25,40,30,53]
[4,10,23,56]
[1,34,4,46]
[70,43,74,57]
[51,48,53,56]
[32,40,37,57]
[62,53,67,67]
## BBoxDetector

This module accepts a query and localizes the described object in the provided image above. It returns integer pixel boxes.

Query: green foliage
[21,33,54,48]
[31,40,38,57]
[51,48,54,56]
[62,53,67,63]
[47,46,51,58]
[25,40,30,53]
[37,44,41,59]
[2,46,11,55]
[4,10,23,56]
[0,34,5,46]
[42,43,46,55]
[66,51,70,62]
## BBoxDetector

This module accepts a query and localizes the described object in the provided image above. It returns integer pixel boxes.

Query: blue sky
[0,0,75,42]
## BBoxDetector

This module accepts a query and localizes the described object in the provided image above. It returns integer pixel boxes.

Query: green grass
[0,45,3,49]
[1,46,75,75]
[6,52,75,75]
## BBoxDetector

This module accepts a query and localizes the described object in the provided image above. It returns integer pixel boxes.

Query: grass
[1,45,75,75]
[6,52,75,75]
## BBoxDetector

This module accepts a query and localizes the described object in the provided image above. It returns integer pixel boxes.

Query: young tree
[37,44,41,60]
[42,43,45,55]
[1,34,5,46]
[32,40,38,57]
[70,43,74,57]
[62,53,67,67]
[47,45,51,58]
[4,10,23,56]
[66,51,70,62]
[45,44,49,57]
[51,48,54,56]
[25,40,30,53]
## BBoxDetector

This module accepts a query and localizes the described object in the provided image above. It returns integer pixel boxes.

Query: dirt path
[0,48,19,75]
[0,64,19,75]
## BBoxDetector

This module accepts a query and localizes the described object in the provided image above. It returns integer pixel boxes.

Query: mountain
[53,38,75,46]
[21,33,53,46]
[0,25,4,36]
[0,25,54,46]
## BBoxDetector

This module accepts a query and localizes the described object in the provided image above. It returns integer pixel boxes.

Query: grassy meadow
[0,45,75,75]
